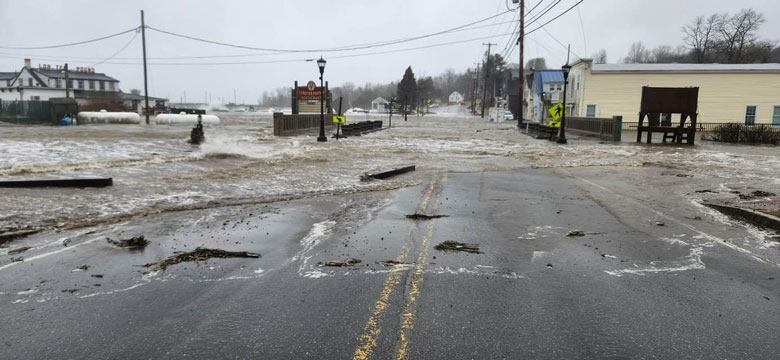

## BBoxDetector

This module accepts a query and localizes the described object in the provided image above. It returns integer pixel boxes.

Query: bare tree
[592,49,607,64]
[682,14,721,63]
[717,9,765,63]
[623,42,653,63]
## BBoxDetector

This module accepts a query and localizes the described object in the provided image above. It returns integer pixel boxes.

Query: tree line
[618,9,779,64]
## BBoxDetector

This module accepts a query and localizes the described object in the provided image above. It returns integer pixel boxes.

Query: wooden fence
[273,112,335,136]
[565,116,622,141]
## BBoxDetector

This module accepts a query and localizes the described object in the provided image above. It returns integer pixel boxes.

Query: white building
[371,97,389,112]
[0,58,119,102]
[448,91,464,104]
[1,58,168,113]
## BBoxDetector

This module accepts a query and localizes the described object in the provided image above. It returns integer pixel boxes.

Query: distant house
[448,91,464,104]
[526,69,564,123]
[371,97,389,112]
[568,60,780,124]
[119,92,169,113]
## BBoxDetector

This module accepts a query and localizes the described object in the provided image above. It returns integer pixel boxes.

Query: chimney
[24,58,31,69]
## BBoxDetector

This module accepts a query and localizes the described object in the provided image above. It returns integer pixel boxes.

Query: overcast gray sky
[1,0,778,104]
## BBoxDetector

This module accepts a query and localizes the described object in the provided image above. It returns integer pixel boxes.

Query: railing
[622,121,780,132]
[273,112,335,136]
[565,116,622,141]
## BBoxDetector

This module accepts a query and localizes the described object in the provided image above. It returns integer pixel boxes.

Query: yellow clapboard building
[565,60,780,125]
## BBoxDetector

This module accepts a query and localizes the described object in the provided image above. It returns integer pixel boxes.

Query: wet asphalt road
[1,169,779,359]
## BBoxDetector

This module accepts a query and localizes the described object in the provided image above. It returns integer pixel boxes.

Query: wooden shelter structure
[636,87,699,144]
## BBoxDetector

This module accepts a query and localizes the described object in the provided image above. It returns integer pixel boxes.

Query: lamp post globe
[317,57,327,142]
[557,63,571,144]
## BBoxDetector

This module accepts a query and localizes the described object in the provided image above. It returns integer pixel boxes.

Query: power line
[0,27,139,50]
[0,19,522,62]
[89,30,139,67]
[1,29,519,67]
[526,0,586,36]
[146,9,514,53]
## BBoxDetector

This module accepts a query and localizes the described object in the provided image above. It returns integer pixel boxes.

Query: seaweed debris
[145,248,260,270]
[434,241,482,254]
[107,236,150,250]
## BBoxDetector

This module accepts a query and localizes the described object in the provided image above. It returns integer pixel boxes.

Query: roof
[534,70,564,94]
[372,97,388,103]
[591,63,780,73]
[0,72,17,80]
[35,69,118,81]
[449,91,462,97]
[118,92,167,101]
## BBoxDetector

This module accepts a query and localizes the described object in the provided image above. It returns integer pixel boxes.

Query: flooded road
[1,111,778,236]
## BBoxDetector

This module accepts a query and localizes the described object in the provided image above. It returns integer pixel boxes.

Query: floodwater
[0,110,778,233]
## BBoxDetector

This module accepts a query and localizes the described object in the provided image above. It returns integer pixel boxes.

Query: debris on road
[405,214,449,220]
[601,253,618,259]
[8,246,32,255]
[107,235,150,250]
[655,221,666,226]
[738,190,776,200]
[145,248,261,270]
[434,241,482,254]
[361,165,416,181]
[695,189,717,193]
[0,178,113,188]
[546,263,554,268]
[319,258,362,267]
[62,289,78,294]
[91,274,104,278]
[381,260,412,267]
[10,257,24,262]
[72,264,90,272]
[0,229,39,246]
[566,230,586,237]
[704,203,780,232]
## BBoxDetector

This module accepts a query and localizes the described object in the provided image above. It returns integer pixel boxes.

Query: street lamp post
[316,56,327,142]
[557,63,571,144]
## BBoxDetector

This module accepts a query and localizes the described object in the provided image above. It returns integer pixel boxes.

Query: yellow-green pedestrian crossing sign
[548,102,567,121]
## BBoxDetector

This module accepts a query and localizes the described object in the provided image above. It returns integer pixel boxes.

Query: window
[586,104,597,117]
[773,106,780,125]
[31,96,40,100]
[99,81,105,91]
[89,80,95,90]
[6,80,9,86]
[28,78,33,86]
[744,105,757,125]
[78,80,84,89]
[109,82,115,91]
[67,79,73,88]
[56,78,61,88]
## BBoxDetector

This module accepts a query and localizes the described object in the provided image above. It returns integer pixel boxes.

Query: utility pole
[63,63,70,98]
[473,63,480,115]
[518,0,525,126]
[141,10,150,125]
[480,43,496,118]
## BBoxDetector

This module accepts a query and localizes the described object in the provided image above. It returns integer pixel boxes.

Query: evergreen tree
[396,66,417,104]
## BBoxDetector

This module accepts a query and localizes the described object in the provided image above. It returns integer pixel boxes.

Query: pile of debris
[107,236,150,250]
[145,248,260,270]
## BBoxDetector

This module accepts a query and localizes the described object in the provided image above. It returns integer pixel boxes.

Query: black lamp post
[557,63,571,144]
[316,56,327,142]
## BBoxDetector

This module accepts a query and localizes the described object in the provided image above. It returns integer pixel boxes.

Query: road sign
[548,102,567,121]
[332,115,346,124]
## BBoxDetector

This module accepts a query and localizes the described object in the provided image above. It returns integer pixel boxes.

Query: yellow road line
[396,173,447,360]
[352,173,440,360]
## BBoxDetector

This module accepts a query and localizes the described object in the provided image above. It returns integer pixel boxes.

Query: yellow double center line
[396,173,446,360]
[352,173,444,360]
